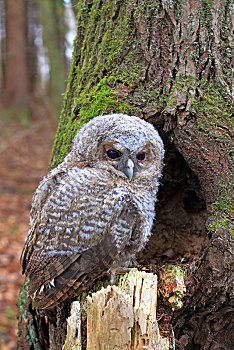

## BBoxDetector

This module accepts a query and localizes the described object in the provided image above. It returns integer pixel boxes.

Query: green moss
[50,0,178,168]
[18,277,30,319]
[198,0,214,35]
[207,177,233,236]
[163,72,232,227]
[166,73,196,110]
[50,0,171,168]
[50,0,145,167]
[18,278,41,350]
[50,80,131,168]
[191,81,233,154]
[167,265,186,277]
[50,0,233,226]
[197,0,233,89]
[190,79,233,228]
[166,74,233,161]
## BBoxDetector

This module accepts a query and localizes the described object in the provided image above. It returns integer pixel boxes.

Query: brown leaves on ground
[0,107,56,350]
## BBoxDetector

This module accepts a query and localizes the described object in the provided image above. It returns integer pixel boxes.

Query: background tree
[0,0,75,118]
[35,0,68,116]
[0,1,76,349]
[1,0,30,111]
[18,0,233,349]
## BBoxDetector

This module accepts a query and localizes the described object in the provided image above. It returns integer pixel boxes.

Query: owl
[21,114,164,309]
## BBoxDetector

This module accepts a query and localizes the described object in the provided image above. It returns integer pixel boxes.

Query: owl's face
[98,138,158,181]
[71,114,164,183]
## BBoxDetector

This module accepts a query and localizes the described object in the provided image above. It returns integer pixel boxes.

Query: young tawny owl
[21,114,164,309]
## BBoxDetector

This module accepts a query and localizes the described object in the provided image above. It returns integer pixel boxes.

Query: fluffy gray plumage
[21,114,164,309]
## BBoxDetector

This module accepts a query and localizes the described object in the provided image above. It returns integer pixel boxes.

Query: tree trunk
[18,1,233,349]
[26,0,40,94]
[0,0,6,92]
[1,0,30,110]
[36,0,67,117]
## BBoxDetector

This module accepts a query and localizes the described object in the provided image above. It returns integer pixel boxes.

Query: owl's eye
[136,152,147,161]
[106,149,122,160]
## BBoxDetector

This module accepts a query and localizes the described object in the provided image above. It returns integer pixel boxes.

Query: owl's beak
[123,159,134,180]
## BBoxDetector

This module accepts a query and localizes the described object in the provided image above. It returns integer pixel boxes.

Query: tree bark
[18,1,233,349]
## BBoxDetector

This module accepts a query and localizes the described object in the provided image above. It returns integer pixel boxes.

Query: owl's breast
[33,166,156,261]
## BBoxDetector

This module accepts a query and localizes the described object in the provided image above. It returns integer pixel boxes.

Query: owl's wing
[31,199,137,310]
[21,166,67,274]
[22,167,138,309]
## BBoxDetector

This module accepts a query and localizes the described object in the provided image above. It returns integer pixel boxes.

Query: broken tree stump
[63,269,170,349]
[63,301,82,350]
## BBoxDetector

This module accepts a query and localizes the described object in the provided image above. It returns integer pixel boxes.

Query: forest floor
[0,104,56,350]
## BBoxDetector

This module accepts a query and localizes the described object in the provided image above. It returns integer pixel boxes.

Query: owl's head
[71,114,164,184]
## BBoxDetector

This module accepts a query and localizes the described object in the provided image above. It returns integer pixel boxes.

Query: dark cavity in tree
[138,134,208,264]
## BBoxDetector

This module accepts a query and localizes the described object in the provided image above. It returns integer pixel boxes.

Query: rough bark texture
[18,1,233,349]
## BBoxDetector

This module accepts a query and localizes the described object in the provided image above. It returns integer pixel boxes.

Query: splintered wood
[64,269,169,349]
[63,301,82,350]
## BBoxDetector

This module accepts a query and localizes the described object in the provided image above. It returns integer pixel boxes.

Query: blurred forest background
[0,1,76,349]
